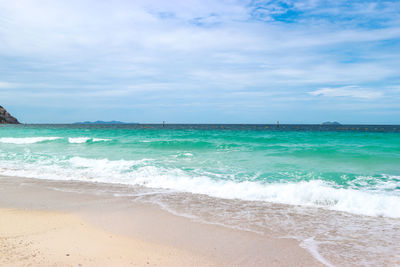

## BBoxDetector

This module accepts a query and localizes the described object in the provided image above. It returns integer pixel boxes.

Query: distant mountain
[74,120,137,124]
[321,121,341,125]
[0,106,20,124]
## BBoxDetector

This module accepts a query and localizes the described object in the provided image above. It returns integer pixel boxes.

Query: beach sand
[0,208,219,267]
[0,176,323,266]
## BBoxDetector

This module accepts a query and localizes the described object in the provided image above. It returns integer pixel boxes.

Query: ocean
[1,124,399,266]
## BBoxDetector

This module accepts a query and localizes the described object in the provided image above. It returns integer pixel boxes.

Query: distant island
[0,106,20,124]
[74,120,138,125]
[321,121,341,125]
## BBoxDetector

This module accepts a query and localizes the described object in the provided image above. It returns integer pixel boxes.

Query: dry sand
[0,176,323,266]
[0,208,216,267]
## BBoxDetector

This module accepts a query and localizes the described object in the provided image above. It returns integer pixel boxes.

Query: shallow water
[1,124,399,265]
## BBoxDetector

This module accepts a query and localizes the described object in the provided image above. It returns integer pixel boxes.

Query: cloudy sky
[0,0,399,123]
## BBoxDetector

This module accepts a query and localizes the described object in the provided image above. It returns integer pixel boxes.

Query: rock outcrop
[0,106,20,124]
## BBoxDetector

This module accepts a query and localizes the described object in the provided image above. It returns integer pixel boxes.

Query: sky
[0,0,399,124]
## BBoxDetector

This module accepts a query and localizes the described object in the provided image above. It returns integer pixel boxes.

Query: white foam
[1,157,400,218]
[127,169,400,217]
[0,137,61,144]
[68,137,90,143]
[68,156,138,172]
[68,137,111,143]
[301,237,334,267]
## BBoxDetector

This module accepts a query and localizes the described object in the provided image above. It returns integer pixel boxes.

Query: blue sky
[0,0,399,123]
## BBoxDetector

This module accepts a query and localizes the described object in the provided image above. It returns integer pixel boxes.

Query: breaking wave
[0,137,62,144]
[0,137,112,144]
[68,137,111,143]
[1,156,399,218]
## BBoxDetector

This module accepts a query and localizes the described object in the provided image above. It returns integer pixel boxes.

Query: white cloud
[0,0,399,123]
[308,86,383,99]
[0,82,18,88]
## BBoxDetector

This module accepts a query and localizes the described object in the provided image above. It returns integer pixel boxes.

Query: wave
[92,138,111,142]
[68,156,142,170]
[68,137,111,143]
[1,156,399,218]
[68,137,90,143]
[118,169,400,218]
[0,137,112,145]
[0,137,62,144]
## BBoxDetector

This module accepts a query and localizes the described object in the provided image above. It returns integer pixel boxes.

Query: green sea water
[0,124,400,217]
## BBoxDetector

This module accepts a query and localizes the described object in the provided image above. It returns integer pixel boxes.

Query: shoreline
[0,175,323,266]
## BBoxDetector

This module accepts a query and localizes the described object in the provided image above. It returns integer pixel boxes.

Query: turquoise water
[1,124,399,218]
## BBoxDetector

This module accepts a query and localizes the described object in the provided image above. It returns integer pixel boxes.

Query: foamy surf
[0,137,62,144]
[68,137,111,143]
[0,137,112,144]
[68,137,91,143]
[0,156,399,218]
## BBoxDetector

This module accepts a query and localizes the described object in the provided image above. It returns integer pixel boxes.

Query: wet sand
[0,175,323,266]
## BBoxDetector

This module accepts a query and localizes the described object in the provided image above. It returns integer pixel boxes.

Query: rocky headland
[0,106,20,124]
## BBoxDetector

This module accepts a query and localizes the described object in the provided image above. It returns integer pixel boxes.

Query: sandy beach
[0,208,218,267]
[0,175,322,266]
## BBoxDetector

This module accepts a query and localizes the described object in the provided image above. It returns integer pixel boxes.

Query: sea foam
[68,137,90,143]
[1,156,399,218]
[0,137,61,144]
[0,137,111,144]
[68,137,111,143]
